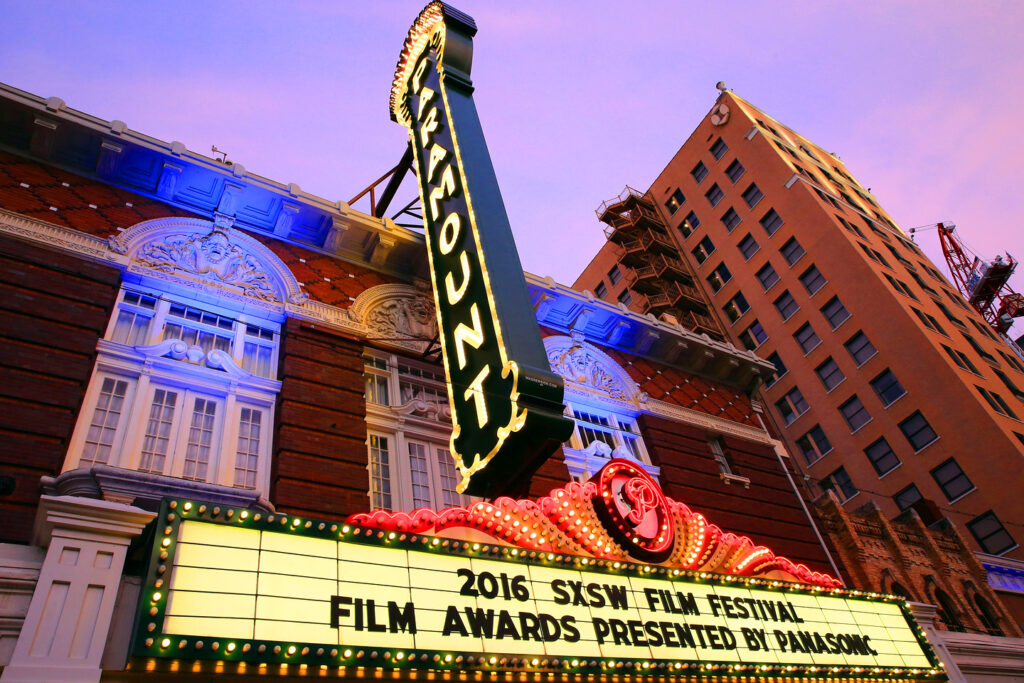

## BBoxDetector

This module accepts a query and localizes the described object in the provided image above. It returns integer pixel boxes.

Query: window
[79,377,130,466]
[364,351,467,512]
[594,281,607,299]
[710,137,729,160]
[775,386,809,425]
[912,307,946,336]
[756,262,780,291]
[110,292,156,344]
[691,161,708,184]
[723,292,750,323]
[738,233,759,260]
[665,188,685,214]
[774,290,799,321]
[871,369,906,406]
[364,355,391,405]
[936,300,966,329]
[931,458,974,501]
[968,512,1017,555]
[725,159,745,183]
[67,286,280,494]
[995,369,1024,401]
[182,398,217,481]
[962,331,997,364]
[234,407,262,488]
[138,389,176,474]
[368,434,392,510]
[821,296,850,329]
[943,344,979,374]
[759,208,783,235]
[707,262,732,292]
[741,183,764,209]
[780,237,805,266]
[708,436,738,476]
[845,331,877,366]
[864,438,900,476]
[740,320,768,350]
[796,425,832,464]
[794,322,822,354]
[884,273,917,300]
[894,484,922,511]
[815,357,845,391]
[799,265,827,295]
[617,289,633,306]
[680,211,700,237]
[765,351,787,387]
[899,410,938,451]
[608,264,622,285]
[839,395,871,431]
[570,408,647,466]
[720,207,741,231]
[1000,350,1024,373]
[705,183,724,207]
[820,467,857,502]
[692,235,715,264]
[976,385,1019,419]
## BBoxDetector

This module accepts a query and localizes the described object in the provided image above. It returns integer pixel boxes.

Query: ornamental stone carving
[349,284,438,351]
[134,226,278,302]
[107,217,306,307]
[544,336,638,403]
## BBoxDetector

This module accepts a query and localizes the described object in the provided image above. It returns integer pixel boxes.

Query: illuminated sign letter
[389,2,573,495]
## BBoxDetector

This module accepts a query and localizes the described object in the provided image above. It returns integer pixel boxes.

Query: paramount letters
[390,3,573,496]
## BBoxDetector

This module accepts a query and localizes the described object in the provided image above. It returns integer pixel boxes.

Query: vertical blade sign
[389,2,573,497]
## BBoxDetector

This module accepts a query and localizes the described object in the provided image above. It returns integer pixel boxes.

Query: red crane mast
[936,222,1024,335]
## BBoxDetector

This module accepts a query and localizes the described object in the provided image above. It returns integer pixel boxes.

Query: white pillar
[909,601,967,683]
[0,496,154,683]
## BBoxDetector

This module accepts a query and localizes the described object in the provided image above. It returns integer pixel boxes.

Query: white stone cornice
[641,396,774,445]
[0,208,124,265]
[31,495,155,548]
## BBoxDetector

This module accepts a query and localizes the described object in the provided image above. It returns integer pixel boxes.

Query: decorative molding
[112,217,306,305]
[348,283,438,353]
[643,395,775,445]
[0,208,123,264]
[544,336,640,404]
[543,335,773,447]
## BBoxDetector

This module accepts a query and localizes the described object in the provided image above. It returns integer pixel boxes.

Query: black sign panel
[390,3,573,496]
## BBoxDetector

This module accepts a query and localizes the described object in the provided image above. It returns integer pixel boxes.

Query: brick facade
[271,318,371,519]
[640,414,835,575]
[817,494,1022,638]
[0,234,120,542]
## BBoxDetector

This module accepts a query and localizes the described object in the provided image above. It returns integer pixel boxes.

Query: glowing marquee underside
[133,463,944,679]
[389,2,573,497]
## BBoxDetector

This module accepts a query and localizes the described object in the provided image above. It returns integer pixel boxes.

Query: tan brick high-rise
[575,91,1024,607]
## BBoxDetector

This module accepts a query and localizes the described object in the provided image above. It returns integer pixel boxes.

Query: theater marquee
[133,462,943,679]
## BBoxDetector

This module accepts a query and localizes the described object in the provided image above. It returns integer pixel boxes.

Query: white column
[909,601,967,683]
[0,496,154,683]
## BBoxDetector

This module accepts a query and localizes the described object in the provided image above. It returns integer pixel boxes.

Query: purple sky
[3,1,1022,318]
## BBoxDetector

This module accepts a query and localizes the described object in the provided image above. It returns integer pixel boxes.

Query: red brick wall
[640,414,835,575]
[272,319,370,519]
[0,234,121,542]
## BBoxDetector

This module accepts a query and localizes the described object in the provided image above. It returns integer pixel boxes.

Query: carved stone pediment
[349,284,438,351]
[108,217,306,307]
[544,336,639,403]
[134,227,278,301]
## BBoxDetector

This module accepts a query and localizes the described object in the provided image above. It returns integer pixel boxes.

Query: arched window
[932,585,965,632]
[63,219,293,498]
[888,581,913,601]
[973,593,1001,634]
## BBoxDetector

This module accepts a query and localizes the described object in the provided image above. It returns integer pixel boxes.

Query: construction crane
[933,222,1024,335]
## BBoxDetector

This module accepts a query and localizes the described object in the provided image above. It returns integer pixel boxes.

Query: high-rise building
[574,91,1024,601]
